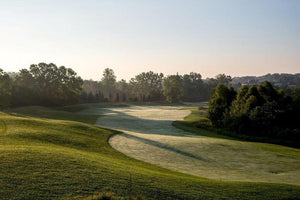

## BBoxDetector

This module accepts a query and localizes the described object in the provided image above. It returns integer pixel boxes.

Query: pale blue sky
[0,0,299,80]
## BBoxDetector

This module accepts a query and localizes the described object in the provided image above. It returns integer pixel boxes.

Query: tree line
[0,63,234,108]
[0,63,83,107]
[80,69,232,104]
[208,82,300,143]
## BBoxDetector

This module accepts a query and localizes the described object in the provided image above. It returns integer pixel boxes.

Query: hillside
[232,73,300,87]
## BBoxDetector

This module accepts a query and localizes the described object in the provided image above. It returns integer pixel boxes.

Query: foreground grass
[0,107,300,199]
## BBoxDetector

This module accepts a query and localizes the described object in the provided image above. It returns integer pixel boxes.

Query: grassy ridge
[0,106,300,199]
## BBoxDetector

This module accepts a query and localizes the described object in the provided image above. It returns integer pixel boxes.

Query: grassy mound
[0,106,299,199]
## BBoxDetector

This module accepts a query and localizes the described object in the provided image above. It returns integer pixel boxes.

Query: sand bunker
[83,105,300,185]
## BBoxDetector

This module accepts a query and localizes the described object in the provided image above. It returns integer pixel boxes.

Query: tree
[11,63,83,106]
[182,72,204,101]
[163,75,183,103]
[101,68,116,86]
[115,93,120,102]
[0,69,12,107]
[116,79,130,102]
[101,68,116,101]
[208,81,300,143]
[207,84,236,127]
[215,74,232,85]
[11,69,36,106]
[130,71,164,101]
[80,91,88,103]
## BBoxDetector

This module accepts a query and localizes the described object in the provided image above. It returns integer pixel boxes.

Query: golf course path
[82,106,300,185]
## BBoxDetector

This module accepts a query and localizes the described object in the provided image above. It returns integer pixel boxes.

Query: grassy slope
[0,106,299,199]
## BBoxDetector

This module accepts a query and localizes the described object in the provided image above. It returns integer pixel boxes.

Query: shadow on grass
[92,106,248,145]
[120,133,209,162]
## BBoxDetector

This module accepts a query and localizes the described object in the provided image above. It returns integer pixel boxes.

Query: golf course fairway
[82,105,300,186]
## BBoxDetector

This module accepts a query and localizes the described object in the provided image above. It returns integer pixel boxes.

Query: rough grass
[0,106,299,199]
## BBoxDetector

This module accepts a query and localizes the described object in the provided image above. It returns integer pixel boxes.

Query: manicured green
[0,106,299,199]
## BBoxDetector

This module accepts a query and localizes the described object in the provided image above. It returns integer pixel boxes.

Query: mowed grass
[59,102,187,112]
[96,106,300,185]
[172,108,300,183]
[0,107,299,199]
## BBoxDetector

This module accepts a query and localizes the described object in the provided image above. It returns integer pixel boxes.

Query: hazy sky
[0,0,299,80]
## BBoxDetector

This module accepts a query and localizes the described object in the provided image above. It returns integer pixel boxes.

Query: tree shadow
[120,132,209,162]
[93,107,191,136]
[84,106,242,144]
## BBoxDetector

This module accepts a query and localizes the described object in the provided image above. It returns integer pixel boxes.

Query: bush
[208,81,300,142]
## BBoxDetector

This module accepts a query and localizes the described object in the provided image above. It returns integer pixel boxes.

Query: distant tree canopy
[2,63,83,107]
[208,82,300,142]
[130,71,164,101]
[2,64,299,111]
[0,69,12,107]
[80,69,226,104]
[101,68,116,86]
[182,72,204,101]
[163,75,184,103]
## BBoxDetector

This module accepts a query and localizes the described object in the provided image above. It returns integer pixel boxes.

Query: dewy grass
[93,105,300,186]
[0,105,299,199]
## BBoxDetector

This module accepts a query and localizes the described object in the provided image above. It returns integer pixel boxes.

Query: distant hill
[232,73,300,87]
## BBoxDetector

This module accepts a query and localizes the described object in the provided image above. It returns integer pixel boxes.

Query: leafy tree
[207,84,236,127]
[101,68,116,86]
[130,71,164,101]
[182,72,204,101]
[215,74,232,85]
[28,63,83,105]
[227,82,283,134]
[207,74,232,88]
[11,63,83,106]
[208,81,300,143]
[116,79,130,102]
[87,92,95,102]
[80,91,88,103]
[0,69,12,107]
[101,68,116,100]
[163,75,183,103]
[11,69,36,106]
[115,93,120,102]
